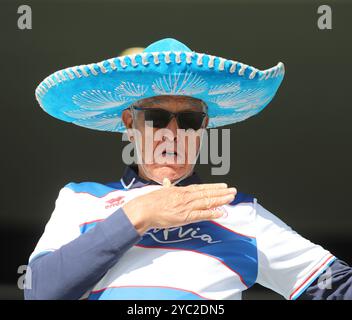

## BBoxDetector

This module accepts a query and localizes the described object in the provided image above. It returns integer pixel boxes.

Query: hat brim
[35,51,284,132]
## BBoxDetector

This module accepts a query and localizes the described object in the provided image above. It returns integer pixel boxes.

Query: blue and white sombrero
[35,38,285,132]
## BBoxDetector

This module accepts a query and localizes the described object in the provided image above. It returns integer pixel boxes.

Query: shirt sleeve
[25,186,142,300]
[298,259,352,300]
[254,200,336,300]
[28,187,81,262]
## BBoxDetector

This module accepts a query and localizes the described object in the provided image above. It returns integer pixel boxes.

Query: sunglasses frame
[130,106,207,130]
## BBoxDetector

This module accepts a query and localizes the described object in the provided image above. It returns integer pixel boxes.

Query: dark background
[0,0,351,299]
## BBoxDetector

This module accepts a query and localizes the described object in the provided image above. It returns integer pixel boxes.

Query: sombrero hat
[35,38,285,132]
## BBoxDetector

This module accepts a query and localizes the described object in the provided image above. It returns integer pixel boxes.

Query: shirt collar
[120,165,202,189]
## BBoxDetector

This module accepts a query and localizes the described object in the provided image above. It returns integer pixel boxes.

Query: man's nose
[164,117,178,141]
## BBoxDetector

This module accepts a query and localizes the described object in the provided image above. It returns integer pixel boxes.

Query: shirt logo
[105,196,125,209]
[145,226,222,245]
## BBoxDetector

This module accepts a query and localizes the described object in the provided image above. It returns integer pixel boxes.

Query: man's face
[122,95,208,184]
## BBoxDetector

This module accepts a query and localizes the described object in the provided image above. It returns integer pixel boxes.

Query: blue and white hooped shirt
[29,167,335,300]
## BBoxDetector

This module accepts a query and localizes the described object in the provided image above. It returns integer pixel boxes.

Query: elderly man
[26,38,351,300]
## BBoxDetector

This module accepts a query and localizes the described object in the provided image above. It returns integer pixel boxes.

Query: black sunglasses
[131,106,207,130]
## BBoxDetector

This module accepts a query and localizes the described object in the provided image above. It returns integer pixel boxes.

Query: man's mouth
[157,149,185,164]
[162,151,178,156]
[154,144,186,164]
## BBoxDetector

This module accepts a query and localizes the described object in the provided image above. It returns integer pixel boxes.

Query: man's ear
[122,109,133,129]
[122,109,134,141]
[204,116,209,128]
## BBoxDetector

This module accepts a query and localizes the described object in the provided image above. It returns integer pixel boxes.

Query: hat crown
[143,38,192,52]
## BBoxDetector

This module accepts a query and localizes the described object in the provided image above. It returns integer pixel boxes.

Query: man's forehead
[134,95,206,109]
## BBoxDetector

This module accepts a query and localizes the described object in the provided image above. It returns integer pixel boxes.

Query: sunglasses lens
[177,112,205,130]
[143,109,171,128]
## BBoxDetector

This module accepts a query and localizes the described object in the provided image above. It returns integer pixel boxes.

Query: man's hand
[123,183,236,236]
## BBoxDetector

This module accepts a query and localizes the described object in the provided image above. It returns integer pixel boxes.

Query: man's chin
[148,165,190,184]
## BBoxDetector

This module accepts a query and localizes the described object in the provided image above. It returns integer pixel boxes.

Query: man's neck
[120,165,202,190]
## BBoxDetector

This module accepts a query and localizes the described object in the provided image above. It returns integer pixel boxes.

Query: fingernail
[228,187,237,193]
[214,211,223,218]
[163,178,171,188]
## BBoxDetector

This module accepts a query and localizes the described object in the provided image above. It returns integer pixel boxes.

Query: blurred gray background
[0,0,351,299]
